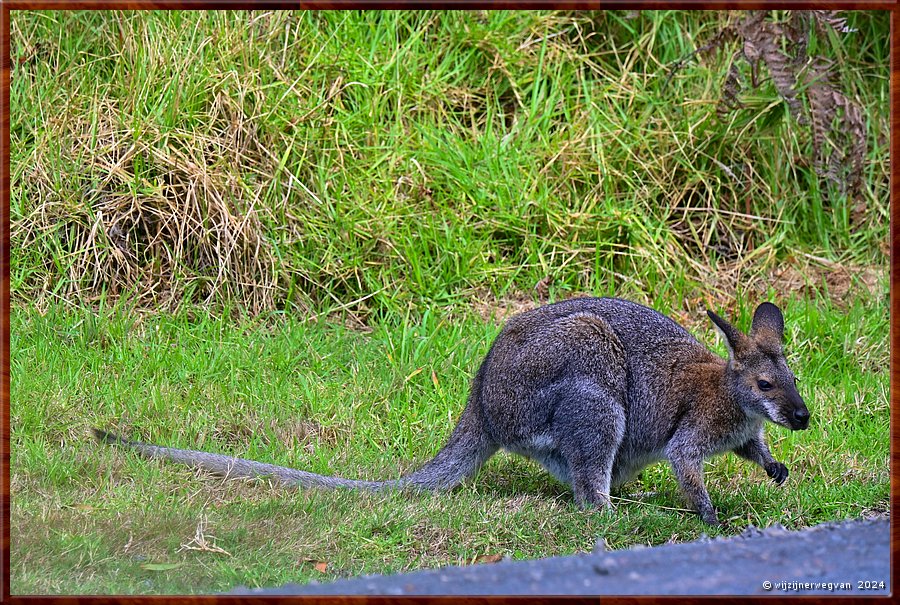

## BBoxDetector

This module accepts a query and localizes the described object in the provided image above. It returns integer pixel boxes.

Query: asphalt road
[231,517,890,596]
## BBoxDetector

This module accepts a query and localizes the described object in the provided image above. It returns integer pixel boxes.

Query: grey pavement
[230,517,890,596]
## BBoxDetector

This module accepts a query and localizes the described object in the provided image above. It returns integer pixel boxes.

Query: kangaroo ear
[750,302,784,341]
[706,309,746,357]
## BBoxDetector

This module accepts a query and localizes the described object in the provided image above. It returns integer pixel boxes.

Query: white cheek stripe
[762,398,787,425]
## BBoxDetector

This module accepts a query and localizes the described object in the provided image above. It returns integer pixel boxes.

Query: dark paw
[701,509,720,526]
[765,462,789,485]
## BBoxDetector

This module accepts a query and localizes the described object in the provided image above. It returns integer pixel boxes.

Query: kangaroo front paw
[700,508,720,526]
[765,462,789,485]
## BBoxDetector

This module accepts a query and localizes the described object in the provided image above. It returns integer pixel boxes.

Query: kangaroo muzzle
[787,388,810,430]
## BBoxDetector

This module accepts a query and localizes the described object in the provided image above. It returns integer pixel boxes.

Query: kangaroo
[93,297,809,525]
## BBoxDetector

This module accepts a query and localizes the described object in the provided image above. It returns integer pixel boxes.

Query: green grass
[8,8,890,595]
[9,10,890,316]
[10,289,889,594]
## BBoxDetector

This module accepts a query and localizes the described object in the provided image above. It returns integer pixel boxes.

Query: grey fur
[94,297,809,525]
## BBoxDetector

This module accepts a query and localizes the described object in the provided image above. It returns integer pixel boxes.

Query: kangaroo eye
[758,380,773,391]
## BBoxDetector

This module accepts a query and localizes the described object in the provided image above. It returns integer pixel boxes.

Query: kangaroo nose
[793,408,810,428]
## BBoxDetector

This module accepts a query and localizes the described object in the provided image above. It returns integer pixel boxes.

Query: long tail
[92,400,497,492]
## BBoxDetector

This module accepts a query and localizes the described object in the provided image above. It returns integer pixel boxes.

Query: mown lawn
[10,287,889,594]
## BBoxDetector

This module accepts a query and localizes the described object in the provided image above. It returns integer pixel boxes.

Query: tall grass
[10,10,889,319]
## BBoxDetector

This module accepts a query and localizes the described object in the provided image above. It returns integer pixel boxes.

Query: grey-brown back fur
[94,297,809,524]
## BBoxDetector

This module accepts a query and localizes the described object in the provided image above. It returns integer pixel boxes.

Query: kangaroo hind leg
[551,380,626,509]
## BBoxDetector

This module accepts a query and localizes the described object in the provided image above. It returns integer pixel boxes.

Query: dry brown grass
[14,101,280,314]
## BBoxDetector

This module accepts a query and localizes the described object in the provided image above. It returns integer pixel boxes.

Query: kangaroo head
[706,302,810,431]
